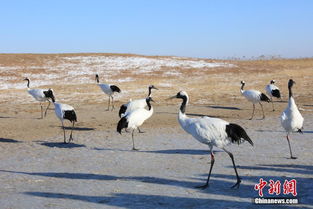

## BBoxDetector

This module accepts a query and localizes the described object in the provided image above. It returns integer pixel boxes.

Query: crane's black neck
[26,79,30,88]
[288,84,293,98]
[241,82,245,90]
[180,96,188,114]
[95,75,99,83]
[146,98,152,110]
[148,86,152,97]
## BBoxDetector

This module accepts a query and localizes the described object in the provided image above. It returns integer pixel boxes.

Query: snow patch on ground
[0,55,236,90]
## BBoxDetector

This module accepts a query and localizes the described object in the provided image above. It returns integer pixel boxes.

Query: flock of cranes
[24,75,304,189]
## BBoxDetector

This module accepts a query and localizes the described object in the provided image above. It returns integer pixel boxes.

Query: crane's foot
[231,179,241,189]
[132,147,139,151]
[195,183,209,189]
[290,156,297,159]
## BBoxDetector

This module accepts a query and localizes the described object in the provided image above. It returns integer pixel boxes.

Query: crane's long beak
[153,86,159,90]
[166,95,176,101]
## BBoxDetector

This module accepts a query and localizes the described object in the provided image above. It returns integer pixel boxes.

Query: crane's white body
[27,88,50,102]
[120,85,158,118]
[98,83,114,96]
[54,102,75,121]
[281,97,303,133]
[241,89,263,104]
[125,107,154,130]
[121,98,147,117]
[178,111,231,149]
[266,84,279,97]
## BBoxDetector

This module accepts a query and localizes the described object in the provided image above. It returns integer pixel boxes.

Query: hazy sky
[1,0,313,58]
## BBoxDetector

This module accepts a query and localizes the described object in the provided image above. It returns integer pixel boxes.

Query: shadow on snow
[1,163,312,206]
[0,138,22,143]
[207,105,241,110]
[39,142,86,148]
[23,192,253,208]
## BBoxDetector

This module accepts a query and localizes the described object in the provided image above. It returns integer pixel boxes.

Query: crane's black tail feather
[271,89,281,99]
[118,104,127,118]
[260,93,270,102]
[63,110,77,122]
[117,116,128,134]
[226,123,253,146]
[110,85,121,93]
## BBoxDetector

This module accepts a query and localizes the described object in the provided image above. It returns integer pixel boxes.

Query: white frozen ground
[0,114,312,209]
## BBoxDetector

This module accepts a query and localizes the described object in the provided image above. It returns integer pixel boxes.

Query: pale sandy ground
[0,54,313,208]
[0,103,312,209]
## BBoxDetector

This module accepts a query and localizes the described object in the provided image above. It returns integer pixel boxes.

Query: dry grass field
[0,53,312,140]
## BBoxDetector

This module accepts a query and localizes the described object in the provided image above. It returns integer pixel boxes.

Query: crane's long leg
[106,96,110,111]
[223,148,241,189]
[259,102,265,119]
[249,104,255,120]
[286,135,297,159]
[132,129,138,151]
[44,100,51,117]
[40,102,43,119]
[270,97,275,111]
[111,96,115,111]
[195,151,215,189]
[61,121,67,144]
[69,121,75,142]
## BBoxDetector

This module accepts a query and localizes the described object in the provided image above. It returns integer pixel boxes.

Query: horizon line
[0,52,312,61]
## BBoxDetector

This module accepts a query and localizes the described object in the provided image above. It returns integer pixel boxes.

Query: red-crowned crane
[169,91,253,189]
[117,97,154,150]
[265,80,281,111]
[281,79,304,159]
[119,85,158,118]
[52,95,77,144]
[95,74,121,111]
[240,81,270,120]
[24,77,54,119]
